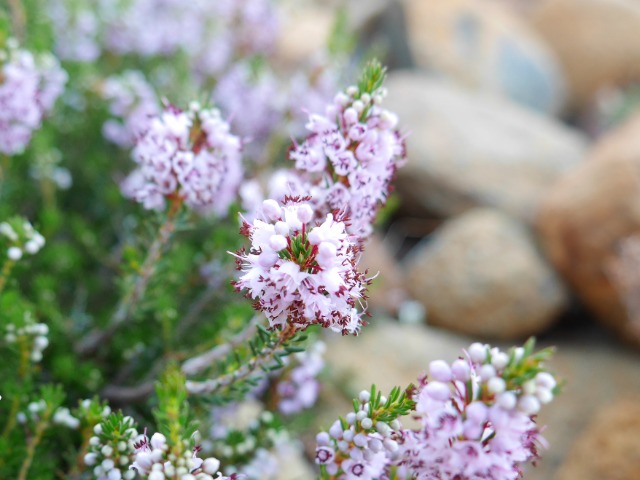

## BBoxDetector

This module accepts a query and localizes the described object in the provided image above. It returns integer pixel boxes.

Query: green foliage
[358,384,415,427]
[357,58,387,97]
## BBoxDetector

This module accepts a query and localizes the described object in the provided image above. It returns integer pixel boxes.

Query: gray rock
[402,0,566,115]
[385,71,587,222]
[404,208,568,339]
[530,0,640,111]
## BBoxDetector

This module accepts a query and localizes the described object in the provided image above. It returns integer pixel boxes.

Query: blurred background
[281,0,640,479]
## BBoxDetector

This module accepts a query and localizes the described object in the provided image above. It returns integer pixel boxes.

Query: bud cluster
[315,386,412,479]
[4,311,49,363]
[288,62,406,239]
[121,103,243,215]
[397,340,558,479]
[130,431,226,480]
[84,412,139,480]
[0,218,46,262]
[232,197,371,335]
[0,39,67,155]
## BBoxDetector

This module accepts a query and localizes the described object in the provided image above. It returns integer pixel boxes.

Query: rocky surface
[403,208,568,339]
[385,71,587,222]
[529,0,640,111]
[554,395,640,480]
[402,0,566,114]
[536,113,640,349]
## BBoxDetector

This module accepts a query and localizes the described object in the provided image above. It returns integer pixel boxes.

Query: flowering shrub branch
[0,3,562,480]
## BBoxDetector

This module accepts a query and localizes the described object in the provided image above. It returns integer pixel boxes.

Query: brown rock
[555,396,640,480]
[403,0,566,114]
[405,208,568,339]
[274,3,335,67]
[385,72,587,222]
[536,113,640,348]
[530,0,640,110]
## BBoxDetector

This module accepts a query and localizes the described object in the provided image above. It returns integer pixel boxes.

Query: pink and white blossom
[232,197,371,334]
[121,103,243,215]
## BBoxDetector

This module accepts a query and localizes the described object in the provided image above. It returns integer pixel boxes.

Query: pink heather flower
[48,0,279,79]
[396,344,556,480]
[232,197,371,335]
[0,41,67,155]
[101,71,160,148]
[314,390,403,479]
[121,103,242,215]
[130,430,226,479]
[288,83,407,240]
[213,62,283,163]
[276,341,325,415]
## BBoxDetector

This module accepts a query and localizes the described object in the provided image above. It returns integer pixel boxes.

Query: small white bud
[7,247,22,261]
[518,395,541,415]
[487,377,506,394]
[468,343,487,363]
[360,418,373,430]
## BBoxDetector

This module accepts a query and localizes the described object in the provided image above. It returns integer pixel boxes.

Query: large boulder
[536,114,640,349]
[555,396,640,480]
[404,208,568,339]
[385,72,587,222]
[403,0,566,114]
[529,0,640,111]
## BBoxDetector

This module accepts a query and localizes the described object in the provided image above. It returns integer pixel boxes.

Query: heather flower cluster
[315,340,558,480]
[48,0,278,76]
[130,431,226,480]
[84,413,139,480]
[121,103,242,215]
[397,341,557,480]
[0,218,46,262]
[4,312,49,363]
[316,389,406,479]
[232,196,371,335]
[0,39,67,155]
[288,64,407,239]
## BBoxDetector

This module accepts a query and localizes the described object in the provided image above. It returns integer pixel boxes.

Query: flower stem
[8,0,26,42]
[0,258,16,295]
[76,198,183,357]
[18,414,49,480]
[185,323,297,395]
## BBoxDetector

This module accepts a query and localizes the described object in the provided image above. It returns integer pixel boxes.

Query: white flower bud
[522,380,537,396]
[108,468,122,480]
[479,364,496,381]
[360,418,373,430]
[487,377,506,394]
[468,343,487,363]
[262,199,282,221]
[8,247,22,261]
[535,372,557,390]
[429,360,452,382]
[101,445,113,457]
[269,234,287,252]
[537,387,554,404]
[491,352,509,371]
[496,392,517,411]
[84,452,98,466]
[518,395,541,415]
